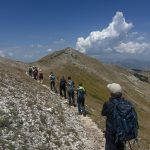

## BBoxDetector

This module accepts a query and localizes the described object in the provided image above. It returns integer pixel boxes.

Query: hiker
[38,69,44,84]
[77,82,86,116]
[67,76,75,106]
[59,76,67,99]
[49,72,56,91]
[33,66,38,80]
[101,83,138,150]
[28,66,33,77]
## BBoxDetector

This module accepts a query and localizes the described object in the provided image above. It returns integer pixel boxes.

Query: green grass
[30,48,150,148]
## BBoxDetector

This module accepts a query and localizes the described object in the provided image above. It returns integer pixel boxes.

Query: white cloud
[136,36,145,41]
[24,54,33,58]
[76,11,133,54]
[54,38,65,44]
[47,48,52,52]
[37,44,43,48]
[0,50,5,57]
[30,44,49,49]
[8,52,14,56]
[115,42,150,54]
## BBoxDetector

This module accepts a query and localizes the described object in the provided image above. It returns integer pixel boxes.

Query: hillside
[0,57,105,149]
[34,47,150,149]
[0,48,150,149]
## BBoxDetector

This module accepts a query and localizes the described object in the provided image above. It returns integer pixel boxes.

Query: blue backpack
[68,80,74,92]
[77,87,86,99]
[50,75,55,81]
[112,99,138,143]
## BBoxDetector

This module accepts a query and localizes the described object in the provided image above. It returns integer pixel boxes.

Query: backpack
[112,99,138,143]
[29,67,32,74]
[39,72,43,78]
[60,79,66,87]
[50,75,55,81]
[67,80,74,92]
[77,87,86,99]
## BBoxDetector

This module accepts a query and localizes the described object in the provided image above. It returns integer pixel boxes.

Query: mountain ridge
[0,57,105,149]
[109,59,150,70]
[0,48,150,149]
[33,47,150,148]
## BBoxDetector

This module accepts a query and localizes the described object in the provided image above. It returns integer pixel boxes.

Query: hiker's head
[68,76,71,80]
[107,83,122,98]
[51,72,53,74]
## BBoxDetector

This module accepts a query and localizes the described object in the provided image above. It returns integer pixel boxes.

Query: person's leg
[77,98,82,114]
[34,73,36,79]
[50,81,53,90]
[116,142,125,150]
[71,91,75,106]
[68,91,71,105]
[63,87,66,99]
[81,98,86,116]
[53,81,57,92]
[60,86,63,96]
[105,132,119,150]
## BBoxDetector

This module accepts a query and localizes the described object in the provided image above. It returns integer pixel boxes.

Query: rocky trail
[0,70,105,150]
[42,83,105,150]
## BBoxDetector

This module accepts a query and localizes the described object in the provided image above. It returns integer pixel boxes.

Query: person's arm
[73,81,75,88]
[101,102,108,116]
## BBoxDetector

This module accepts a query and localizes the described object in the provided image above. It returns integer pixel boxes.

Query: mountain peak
[61,47,81,55]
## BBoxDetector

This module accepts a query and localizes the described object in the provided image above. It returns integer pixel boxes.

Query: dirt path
[79,116,105,150]
[42,84,105,150]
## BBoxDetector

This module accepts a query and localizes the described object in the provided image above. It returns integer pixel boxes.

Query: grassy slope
[33,48,150,147]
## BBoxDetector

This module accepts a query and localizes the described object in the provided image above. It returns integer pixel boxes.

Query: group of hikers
[28,66,44,83]
[28,67,87,117]
[49,71,87,116]
[28,66,139,150]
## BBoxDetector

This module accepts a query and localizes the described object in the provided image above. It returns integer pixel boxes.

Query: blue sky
[0,0,150,62]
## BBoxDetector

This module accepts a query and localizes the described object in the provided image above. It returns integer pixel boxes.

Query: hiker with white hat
[101,83,138,150]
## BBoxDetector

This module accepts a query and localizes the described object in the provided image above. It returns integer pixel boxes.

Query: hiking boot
[73,103,76,107]
[83,113,86,117]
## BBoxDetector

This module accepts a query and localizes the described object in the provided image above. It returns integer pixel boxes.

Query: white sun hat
[107,83,122,93]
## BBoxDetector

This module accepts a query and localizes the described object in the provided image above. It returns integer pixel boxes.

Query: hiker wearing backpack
[33,66,38,80]
[49,72,56,91]
[59,76,67,99]
[101,83,138,150]
[77,83,86,116]
[28,66,33,77]
[38,69,44,84]
[67,76,75,106]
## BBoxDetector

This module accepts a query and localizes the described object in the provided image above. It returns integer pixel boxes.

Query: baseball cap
[107,83,122,93]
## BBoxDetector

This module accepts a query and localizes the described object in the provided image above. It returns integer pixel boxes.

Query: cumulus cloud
[136,36,145,41]
[76,11,150,56]
[76,11,133,54]
[115,42,150,54]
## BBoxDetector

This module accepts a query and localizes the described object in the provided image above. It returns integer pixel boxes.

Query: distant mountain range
[108,59,150,70]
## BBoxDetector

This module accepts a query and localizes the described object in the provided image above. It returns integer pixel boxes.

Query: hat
[107,83,122,93]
